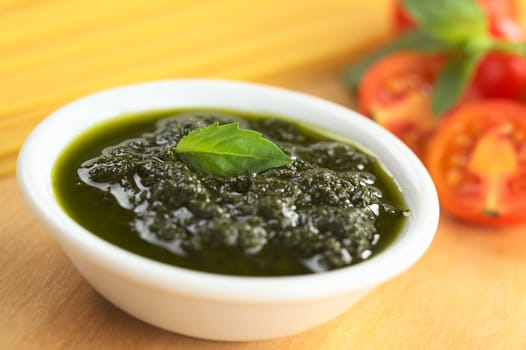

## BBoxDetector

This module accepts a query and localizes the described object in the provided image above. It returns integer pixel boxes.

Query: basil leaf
[490,40,526,56]
[343,29,446,94]
[174,122,291,177]
[402,0,487,46]
[432,53,482,116]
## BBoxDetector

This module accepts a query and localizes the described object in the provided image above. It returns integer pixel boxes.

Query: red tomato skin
[473,53,526,100]
[392,2,414,31]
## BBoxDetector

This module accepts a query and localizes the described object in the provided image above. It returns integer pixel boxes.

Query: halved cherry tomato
[358,52,445,158]
[426,100,526,226]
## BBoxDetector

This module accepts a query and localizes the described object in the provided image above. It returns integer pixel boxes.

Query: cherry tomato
[473,53,526,100]
[472,1,526,101]
[358,52,445,158]
[426,100,526,226]
[472,2,526,101]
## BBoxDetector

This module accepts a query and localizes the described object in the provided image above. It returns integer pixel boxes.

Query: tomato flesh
[358,52,445,158]
[426,100,526,226]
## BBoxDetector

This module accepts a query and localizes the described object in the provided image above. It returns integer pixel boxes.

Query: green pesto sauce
[53,109,408,276]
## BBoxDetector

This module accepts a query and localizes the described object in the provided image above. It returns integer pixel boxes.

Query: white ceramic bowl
[17,79,439,341]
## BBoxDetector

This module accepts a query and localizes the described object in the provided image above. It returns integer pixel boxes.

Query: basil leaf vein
[174,122,291,177]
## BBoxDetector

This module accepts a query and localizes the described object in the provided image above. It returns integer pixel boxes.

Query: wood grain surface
[2,1,526,349]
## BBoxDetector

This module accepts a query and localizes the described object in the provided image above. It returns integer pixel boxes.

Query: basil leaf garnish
[402,0,487,46]
[490,40,526,56]
[432,53,482,116]
[174,122,291,177]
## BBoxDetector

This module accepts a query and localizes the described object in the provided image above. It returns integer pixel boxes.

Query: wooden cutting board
[1,1,525,348]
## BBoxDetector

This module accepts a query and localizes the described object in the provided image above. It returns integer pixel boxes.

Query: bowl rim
[17,78,439,302]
